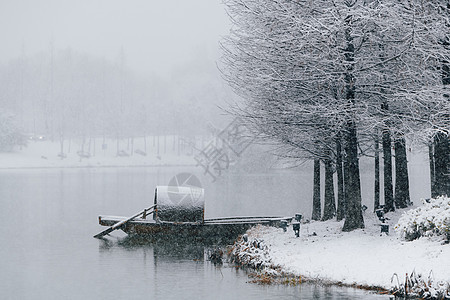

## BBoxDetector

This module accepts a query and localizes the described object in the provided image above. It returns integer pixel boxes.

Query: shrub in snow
[395,196,450,241]
[230,234,273,270]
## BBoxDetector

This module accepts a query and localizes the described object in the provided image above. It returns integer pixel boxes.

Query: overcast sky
[0,0,230,78]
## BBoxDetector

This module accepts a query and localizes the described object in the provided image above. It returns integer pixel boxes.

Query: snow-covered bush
[395,197,450,241]
[230,234,273,270]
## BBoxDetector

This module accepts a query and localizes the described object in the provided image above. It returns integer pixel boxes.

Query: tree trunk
[374,134,380,211]
[323,158,336,221]
[312,159,321,221]
[434,24,450,197]
[343,148,349,219]
[342,19,364,231]
[394,136,410,208]
[342,120,365,231]
[336,138,345,220]
[433,132,450,197]
[382,103,394,212]
[429,143,435,197]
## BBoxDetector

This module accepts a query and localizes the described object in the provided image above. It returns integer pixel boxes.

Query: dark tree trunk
[342,120,365,231]
[312,159,321,221]
[336,138,345,221]
[323,158,336,221]
[433,18,450,197]
[381,103,394,212]
[343,148,349,219]
[342,19,364,231]
[433,132,450,197]
[429,143,436,197]
[394,136,410,208]
[374,134,380,211]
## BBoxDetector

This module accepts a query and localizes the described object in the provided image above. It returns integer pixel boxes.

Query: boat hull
[99,215,287,242]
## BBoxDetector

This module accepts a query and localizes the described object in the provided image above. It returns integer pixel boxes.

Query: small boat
[95,186,292,241]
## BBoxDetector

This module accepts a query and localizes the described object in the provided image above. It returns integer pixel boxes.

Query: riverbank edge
[228,219,450,300]
[228,236,391,297]
[247,268,390,294]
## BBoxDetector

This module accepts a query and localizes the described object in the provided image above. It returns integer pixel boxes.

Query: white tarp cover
[154,186,205,222]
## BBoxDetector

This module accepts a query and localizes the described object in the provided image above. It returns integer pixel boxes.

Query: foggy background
[0,0,431,208]
[0,0,234,138]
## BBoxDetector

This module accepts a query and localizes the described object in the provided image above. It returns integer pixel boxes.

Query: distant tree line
[0,48,231,153]
[221,0,450,231]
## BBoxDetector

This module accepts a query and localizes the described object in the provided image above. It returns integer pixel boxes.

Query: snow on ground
[0,138,196,169]
[244,207,450,290]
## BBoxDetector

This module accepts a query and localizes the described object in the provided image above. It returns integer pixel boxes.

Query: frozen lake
[0,167,387,299]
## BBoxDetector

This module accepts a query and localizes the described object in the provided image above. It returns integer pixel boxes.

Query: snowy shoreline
[230,206,450,297]
[0,139,197,170]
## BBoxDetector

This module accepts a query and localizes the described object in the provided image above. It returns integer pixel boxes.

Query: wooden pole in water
[93,205,156,238]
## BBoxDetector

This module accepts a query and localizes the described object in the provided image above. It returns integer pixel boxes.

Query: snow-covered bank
[232,204,450,296]
[0,138,196,169]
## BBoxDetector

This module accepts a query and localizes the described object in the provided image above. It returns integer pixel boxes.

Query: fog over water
[0,0,432,230]
[0,1,433,299]
[0,0,432,224]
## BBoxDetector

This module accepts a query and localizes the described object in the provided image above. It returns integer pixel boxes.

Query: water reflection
[118,235,206,261]
[99,235,225,264]
[96,235,386,300]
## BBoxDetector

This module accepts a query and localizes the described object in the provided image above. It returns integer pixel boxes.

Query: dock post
[293,222,300,237]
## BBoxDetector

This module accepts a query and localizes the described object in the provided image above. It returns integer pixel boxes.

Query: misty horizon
[0,0,237,138]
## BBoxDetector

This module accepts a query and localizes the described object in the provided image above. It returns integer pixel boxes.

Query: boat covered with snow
[95,186,291,241]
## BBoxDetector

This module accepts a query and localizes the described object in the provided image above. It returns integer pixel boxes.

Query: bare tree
[221,0,450,230]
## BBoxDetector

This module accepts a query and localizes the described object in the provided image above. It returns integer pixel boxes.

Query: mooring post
[381,224,389,235]
[293,213,302,237]
[292,222,300,237]
[375,208,389,235]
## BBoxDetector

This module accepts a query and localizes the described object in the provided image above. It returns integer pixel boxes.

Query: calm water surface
[0,167,387,299]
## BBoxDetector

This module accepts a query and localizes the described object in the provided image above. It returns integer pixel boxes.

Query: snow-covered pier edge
[229,202,450,299]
